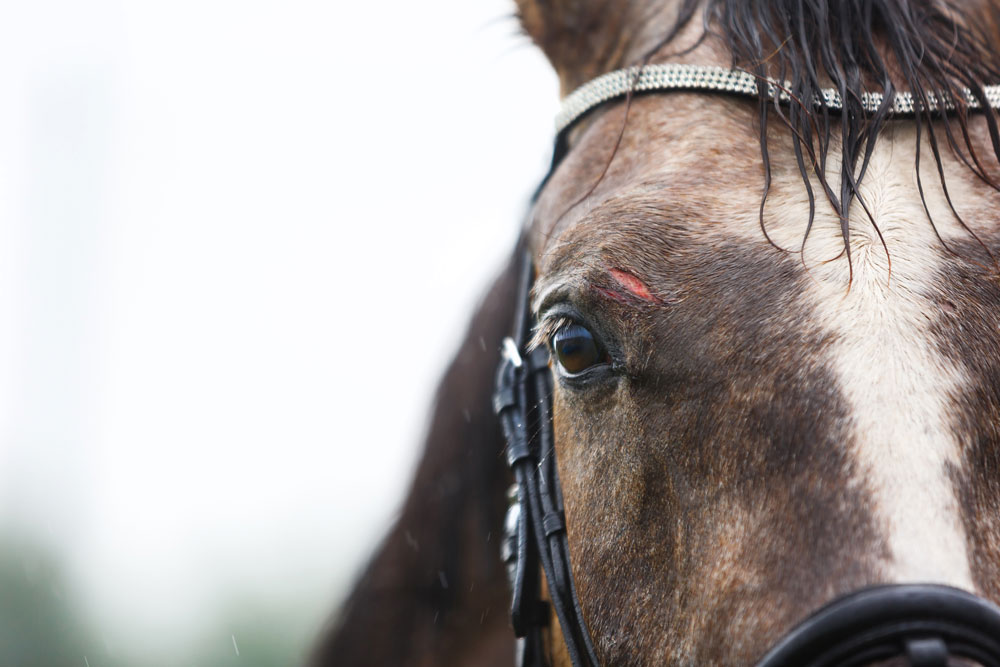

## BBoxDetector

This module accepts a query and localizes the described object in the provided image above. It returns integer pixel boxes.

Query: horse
[314,0,1000,664]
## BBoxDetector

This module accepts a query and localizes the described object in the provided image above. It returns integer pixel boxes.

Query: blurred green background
[0,532,325,666]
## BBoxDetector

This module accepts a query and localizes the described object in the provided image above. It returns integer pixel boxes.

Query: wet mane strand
[631,0,1000,279]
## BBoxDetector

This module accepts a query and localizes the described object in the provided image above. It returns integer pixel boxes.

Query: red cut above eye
[609,268,656,302]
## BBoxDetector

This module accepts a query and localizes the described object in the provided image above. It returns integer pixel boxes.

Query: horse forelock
[524,2,1000,660]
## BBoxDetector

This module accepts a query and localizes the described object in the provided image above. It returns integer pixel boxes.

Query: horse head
[318,1,1000,664]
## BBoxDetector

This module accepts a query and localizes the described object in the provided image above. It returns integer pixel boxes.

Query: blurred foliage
[0,534,317,667]
[0,535,95,667]
[182,599,315,667]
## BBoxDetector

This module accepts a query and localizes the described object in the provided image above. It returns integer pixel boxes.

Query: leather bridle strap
[494,254,600,667]
[757,584,1000,667]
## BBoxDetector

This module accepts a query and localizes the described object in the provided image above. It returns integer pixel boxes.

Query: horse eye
[552,323,605,375]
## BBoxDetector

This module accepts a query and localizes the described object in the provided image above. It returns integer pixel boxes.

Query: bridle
[493,64,1000,667]
[495,256,600,667]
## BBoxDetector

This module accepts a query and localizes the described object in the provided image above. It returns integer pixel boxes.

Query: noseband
[493,65,1000,667]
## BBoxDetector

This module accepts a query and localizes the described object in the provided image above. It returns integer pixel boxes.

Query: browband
[555,63,1000,133]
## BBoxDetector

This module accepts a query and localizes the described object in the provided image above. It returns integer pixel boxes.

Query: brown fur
[932,235,1000,603]
[926,123,1000,606]
[513,0,673,94]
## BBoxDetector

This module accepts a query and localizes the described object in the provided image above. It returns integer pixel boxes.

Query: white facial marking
[757,126,974,589]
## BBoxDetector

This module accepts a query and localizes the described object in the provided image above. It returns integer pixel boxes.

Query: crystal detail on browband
[555,63,1000,132]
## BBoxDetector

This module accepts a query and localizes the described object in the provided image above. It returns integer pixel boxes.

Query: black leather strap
[756,584,1000,667]
[494,253,600,667]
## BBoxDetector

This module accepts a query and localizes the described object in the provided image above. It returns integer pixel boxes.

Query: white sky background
[0,0,557,656]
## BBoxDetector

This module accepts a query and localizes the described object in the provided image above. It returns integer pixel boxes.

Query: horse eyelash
[528,316,573,352]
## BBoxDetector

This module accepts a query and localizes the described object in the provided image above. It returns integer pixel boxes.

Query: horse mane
[656,0,1000,276]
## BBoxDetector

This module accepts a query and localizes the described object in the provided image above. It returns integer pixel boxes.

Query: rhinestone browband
[555,63,1000,132]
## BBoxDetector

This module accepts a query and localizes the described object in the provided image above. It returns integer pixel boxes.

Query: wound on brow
[609,268,658,302]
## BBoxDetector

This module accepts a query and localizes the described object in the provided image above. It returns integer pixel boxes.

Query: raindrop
[438,571,448,589]
[404,530,419,552]
[232,634,240,657]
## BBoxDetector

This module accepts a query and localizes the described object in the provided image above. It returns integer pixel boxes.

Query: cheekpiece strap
[493,253,600,667]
